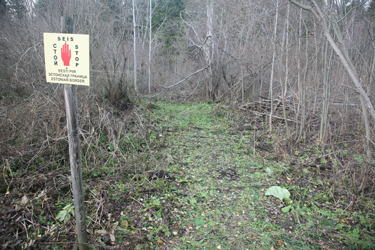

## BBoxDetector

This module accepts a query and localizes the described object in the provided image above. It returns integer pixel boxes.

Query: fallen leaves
[20,195,29,205]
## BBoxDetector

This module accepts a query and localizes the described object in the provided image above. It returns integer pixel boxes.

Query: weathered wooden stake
[61,16,88,250]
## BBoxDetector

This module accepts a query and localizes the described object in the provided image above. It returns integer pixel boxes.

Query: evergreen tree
[0,0,6,17]
[153,0,185,51]
[7,0,26,19]
[367,0,375,20]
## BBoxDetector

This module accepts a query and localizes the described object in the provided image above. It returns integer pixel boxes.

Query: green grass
[117,102,374,249]
[4,101,374,249]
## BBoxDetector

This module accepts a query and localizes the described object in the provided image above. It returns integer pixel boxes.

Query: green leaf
[265,186,290,201]
[162,225,171,237]
[190,197,197,204]
[284,198,292,204]
[107,144,114,151]
[265,167,273,173]
[194,218,205,227]
[56,210,69,222]
[63,204,75,216]
[281,205,292,213]
[56,204,74,223]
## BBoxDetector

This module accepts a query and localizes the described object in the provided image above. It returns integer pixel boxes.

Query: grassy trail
[6,101,372,249]
[141,102,319,249]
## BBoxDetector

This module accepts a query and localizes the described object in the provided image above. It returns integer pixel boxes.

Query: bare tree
[133,0,138,94]
[204,0,214,100]
[282,2,291,139]
[269,0,279,132]
[290,0,373,193]
[148,0,152,94]
[290,0,375,121]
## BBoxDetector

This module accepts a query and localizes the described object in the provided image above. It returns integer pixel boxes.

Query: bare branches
[141,65,210,98]
[180,10,212,52]
[289,0,375,122]
[289,0,320,20]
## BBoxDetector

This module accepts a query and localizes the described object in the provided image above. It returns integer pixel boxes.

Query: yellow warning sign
[44,33,90,86]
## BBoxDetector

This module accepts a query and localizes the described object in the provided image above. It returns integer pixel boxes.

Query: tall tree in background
[290,0,374,194]
[0,0,6,17]
[133,0,138,94]
[269,0,279,132]
[7,0,26,18]
[205,0,213,100]
[149,0,152,94]
[153,0,184,51]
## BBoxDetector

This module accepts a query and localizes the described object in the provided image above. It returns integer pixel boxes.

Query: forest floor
[1,101,375,249]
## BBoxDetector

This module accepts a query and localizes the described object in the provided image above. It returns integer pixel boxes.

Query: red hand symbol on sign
[61,43,71,66]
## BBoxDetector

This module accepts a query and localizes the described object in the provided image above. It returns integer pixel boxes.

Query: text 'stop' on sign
[43,33,90,86]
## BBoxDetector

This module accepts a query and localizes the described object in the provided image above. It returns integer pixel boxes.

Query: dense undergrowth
[1,100,375,249]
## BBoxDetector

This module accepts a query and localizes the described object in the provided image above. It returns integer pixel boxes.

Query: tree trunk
[290,0,375,122]
[132,0,138,94]
[290,0,373,193]
[296,8,302,139]
[282,2,290,139]
[299,16,308,141]
[269,0,279,132]
[206,0,214,101]
[148,0,152,94]
[319,45,333,143]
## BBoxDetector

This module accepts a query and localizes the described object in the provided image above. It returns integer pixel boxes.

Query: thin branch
[365,136,375,146]
[180,11,201,42]
[290,0,375,122]
[15,42,42,79]
[181,78,204,102]
[289,0,320,20]
[140,65,210,98]
[161,65,210,89]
